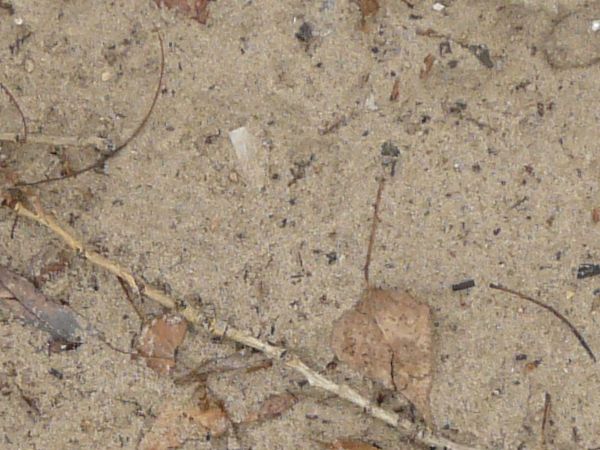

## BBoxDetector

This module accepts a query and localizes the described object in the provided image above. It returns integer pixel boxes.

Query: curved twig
[489,283,596,362]
[17,30,164,187]
[0,82,28,143]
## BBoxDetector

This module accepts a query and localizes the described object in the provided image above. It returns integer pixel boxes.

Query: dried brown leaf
[243,392,298,423]
[356,0,379,18]
[0,266,82,348]
[154,0,210,24]
[140,396,230,450]
[331,288,433,423]
[328,438,380,450]
[136,314,187,375]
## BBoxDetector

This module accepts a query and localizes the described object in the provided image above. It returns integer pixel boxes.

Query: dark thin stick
[489,283,596,362]
[541,392,551,447]
[363,177,385,283]
[10,214,19,239]
[17,30,164,187]
[0,82,28,143]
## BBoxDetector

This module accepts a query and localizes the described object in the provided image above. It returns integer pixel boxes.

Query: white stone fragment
[228,126,266,191]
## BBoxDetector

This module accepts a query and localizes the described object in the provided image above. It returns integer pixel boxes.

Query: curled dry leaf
[136,314,187,375]
[0,265,82,349]
[140,394,230,450]
[243,392,298,423]
[154,0,210,24]
[331,288,433,423]
[326,438,380,450]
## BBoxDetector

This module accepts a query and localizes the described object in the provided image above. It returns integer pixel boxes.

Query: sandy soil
[2,0,600,448]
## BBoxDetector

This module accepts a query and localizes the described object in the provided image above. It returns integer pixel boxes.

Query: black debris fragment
[577,264,600,279]
[468,44,494,69]
[295,22,313,43]
[380,141,400,176]
[452,279,475,291]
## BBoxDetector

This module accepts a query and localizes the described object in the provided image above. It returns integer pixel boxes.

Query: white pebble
[591,19,600,32]
[433,3,445,12]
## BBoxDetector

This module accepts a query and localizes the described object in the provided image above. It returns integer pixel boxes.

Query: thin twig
[0,82,28,143]
[541,392,551,448]
[363,177,385,284]
[16,30,164,187]
[489,283,596,362]
[2,196,481,450]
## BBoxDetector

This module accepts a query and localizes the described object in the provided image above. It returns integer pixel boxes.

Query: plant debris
[154,0,210,24]
[243,392,298,423]
[16,31,164,187]
[489,283,596,362]
[331,287,433,423]
[139,390,230,450]
[355,0,379,20]
[419,54,435,79]
[135,313,188,375]
[318,438,381,450]
[0,265,82,349]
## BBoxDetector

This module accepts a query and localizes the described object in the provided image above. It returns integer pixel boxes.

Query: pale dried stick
[3,198,481,450]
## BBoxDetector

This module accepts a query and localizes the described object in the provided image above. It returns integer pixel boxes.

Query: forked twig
[489,283,596,362]
[14,30,164,187]
[2,196,481,450]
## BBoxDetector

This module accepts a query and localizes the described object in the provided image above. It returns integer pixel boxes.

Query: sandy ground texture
[2,0,600,448]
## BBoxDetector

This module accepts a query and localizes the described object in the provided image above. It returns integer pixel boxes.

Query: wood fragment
[489,283,596,362]
[0,196,481,450]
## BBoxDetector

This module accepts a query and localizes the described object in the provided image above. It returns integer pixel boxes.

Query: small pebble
[14,17,23,25]
[101,71,113,82]
[432,3,445,12]
[24,59,34,73]
[591,19,600,32]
